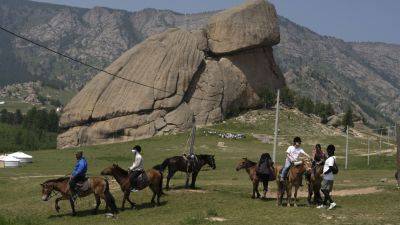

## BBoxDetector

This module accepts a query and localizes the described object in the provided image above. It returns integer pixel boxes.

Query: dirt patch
[3,175,66,180]
[206,217,227,222]
[266,187,382,198]
[169,189,208,194]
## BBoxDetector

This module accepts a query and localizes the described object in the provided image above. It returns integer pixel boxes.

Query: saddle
[135,172,149,190]
[76,178,90,193]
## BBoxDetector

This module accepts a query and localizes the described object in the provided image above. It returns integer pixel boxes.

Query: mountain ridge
[0,0,398,125]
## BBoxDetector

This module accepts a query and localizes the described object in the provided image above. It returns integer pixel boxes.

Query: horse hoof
[91,210,97,215]
[72,213,77,217]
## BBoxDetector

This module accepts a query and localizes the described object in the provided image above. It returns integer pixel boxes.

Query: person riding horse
[129,145,144,192]
[280,137,311,182]
[69,151,88,201]
[306,144,327,180]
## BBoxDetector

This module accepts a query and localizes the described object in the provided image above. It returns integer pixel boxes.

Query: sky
[33,0,400,44]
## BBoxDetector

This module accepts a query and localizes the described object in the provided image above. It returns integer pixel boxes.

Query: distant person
[317,144,337,209]
[69,151,88,201]
[257,153,274,196]
[129,145,144,192]
[280,137,310,182]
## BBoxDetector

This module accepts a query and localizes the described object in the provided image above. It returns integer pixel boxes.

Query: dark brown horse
[306,162,324,205]
[40,177,118,216]
[235,157,275,199]
[159,154,216,189]
[100,164,163,210]
[276,156,312,207]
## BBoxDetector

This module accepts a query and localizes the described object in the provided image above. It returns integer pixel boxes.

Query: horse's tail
[104,179,118,214]
[159,158,170,172]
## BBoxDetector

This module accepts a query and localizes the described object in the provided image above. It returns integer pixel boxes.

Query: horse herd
[40,153,322,216]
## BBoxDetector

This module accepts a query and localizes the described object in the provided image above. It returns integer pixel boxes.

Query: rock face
[207,0,280,54]
[58,0,285,148]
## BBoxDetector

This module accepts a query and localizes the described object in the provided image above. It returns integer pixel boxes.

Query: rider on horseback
[129,145,144,192]
[280,137,310,182]
[69,151,88,201]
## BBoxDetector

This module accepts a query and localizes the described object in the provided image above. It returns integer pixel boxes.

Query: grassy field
[0,109,398,225]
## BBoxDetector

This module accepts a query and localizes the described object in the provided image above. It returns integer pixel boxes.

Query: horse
[159,154,216,189]
[40,176,118,216]
[235,157,275,199]
[306,162,324,205]
[100,164,163,210]
[275,156,312,207]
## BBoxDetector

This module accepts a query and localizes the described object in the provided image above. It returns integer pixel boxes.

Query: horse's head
[101,164,117,176]
[40,182,54,201]
[299,156,312,172]
[206,155,216,170]
[236,158,256,171]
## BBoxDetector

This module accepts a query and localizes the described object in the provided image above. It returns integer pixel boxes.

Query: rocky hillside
[0,0,399,125]
[58,0,285,148]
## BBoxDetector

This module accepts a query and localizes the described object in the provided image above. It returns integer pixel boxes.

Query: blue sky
[33,0,400,44]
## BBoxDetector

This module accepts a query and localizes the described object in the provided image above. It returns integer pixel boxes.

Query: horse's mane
[43,177,69,184]
[113,164,129,176]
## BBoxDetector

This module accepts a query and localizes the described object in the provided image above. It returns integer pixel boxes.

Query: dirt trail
[266,186,382,198]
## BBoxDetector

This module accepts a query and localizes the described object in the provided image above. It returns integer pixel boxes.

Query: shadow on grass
[134,201,168,210]
[47,208,109,219]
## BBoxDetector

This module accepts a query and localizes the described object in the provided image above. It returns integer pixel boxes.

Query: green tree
[14,109,23,125]
[260,87,276,109]
[281,87,295,107]
[342,107,354,128]
[47,109,59,132]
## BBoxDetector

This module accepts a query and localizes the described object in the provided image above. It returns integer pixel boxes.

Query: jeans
[69,175,85,196]
[129,170,143,189]
[281,160,291,179]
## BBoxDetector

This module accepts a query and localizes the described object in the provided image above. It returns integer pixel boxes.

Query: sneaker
[316,205,325,209]
[130,189,139,192]
[328,202,337,210]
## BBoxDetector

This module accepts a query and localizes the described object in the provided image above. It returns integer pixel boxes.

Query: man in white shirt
[317,144,337,210]
[129,145,144,192]
[280,137,310,182]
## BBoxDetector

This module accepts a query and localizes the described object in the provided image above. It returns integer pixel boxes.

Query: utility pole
[345,125,349,170]
[367,138,370,166]
[379,129,383,154]
[396,124,400,187]
[272,89,280,163]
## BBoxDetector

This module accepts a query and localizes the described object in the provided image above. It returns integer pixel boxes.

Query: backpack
[332,158,339,174]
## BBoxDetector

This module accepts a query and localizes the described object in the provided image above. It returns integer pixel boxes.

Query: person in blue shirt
[69,151,88,200]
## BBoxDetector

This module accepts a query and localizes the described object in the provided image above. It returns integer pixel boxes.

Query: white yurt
[0,155,20,168]
[9,152,33,163]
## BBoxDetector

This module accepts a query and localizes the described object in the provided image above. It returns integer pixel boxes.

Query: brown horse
[306,162,324,205]
[100,164,163,210]
[159,154,216,189]
[276,156,312,207]
[40,177,118,216]
[235,158,275,199]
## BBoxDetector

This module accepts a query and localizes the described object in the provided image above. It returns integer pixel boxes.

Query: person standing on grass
[318,144,337,209]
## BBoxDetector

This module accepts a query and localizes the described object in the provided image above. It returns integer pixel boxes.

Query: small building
[9,152,33,163]
[0,155,20,168]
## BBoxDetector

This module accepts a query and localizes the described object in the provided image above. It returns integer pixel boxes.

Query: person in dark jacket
[69,151,88,201]
[257,153,274,197]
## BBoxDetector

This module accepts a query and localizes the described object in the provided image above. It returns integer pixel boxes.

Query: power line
[0,25,221,103]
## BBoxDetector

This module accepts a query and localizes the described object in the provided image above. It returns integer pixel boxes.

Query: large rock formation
[58,0,285,149]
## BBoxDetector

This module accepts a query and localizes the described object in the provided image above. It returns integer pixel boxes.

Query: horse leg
[190,172,198,189]
[55,196,66,213]
[166,170,175,190]
[307,183,313,206]
[92,194,101,215]
[185,172,190,189]
[262,181,268,199]
[294,185,299,207]
[69,197,77,216]
[286,184,292,207]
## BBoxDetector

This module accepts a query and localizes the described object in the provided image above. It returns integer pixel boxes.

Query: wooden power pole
[396,124,400,186]
[272,89,280,163]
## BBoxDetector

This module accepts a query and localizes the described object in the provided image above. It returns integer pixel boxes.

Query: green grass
[0,109,398,225]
